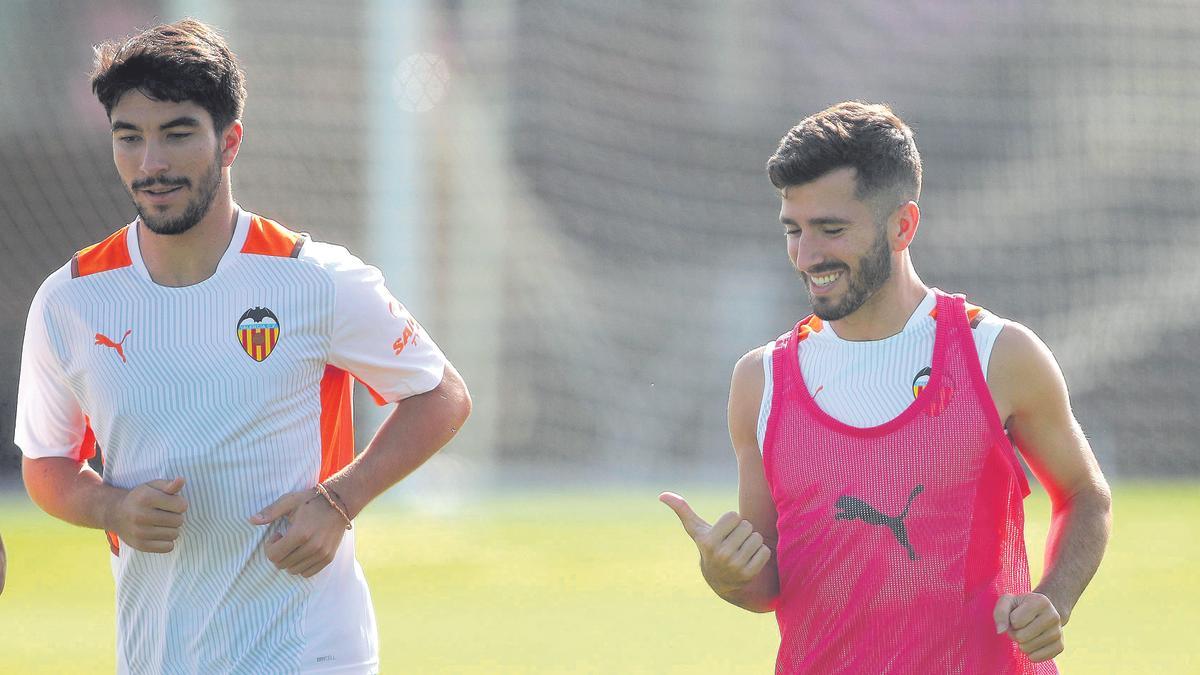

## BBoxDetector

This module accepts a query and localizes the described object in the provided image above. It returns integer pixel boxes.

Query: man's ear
[890,201,920,252]
[219,120,243,168]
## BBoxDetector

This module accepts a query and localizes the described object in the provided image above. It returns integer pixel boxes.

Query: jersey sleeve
[14,268,91,460]
[313,243,447,403]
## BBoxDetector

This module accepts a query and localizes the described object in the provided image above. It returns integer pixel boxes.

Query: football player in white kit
[15,19,471,674]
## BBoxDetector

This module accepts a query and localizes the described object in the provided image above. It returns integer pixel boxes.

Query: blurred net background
[1,0,1197,488]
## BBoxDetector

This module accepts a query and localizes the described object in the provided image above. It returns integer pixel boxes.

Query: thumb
[994,593,1018,634]
[659,492,710,539]
[250,493,300,525]
[146,477,185,494]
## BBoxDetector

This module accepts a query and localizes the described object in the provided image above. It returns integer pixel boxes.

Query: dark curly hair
[91,18,246,133]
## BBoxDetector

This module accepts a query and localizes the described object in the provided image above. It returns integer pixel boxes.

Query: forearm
[1033,483,1112,624]
[708,561,779,613]
[325,371,470,519]
[22,457,125,531]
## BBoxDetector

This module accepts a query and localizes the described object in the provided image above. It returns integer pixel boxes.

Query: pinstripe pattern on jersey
[39,215,376,674]
[758,291,1005,448]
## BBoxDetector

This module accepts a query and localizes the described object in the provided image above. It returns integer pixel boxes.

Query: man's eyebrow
[111,117,201,133]
[160,116,200,130]
[807,216,852,226]
[779,216,853,226]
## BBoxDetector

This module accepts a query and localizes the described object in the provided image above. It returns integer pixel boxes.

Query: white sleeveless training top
[758,289,1006,450]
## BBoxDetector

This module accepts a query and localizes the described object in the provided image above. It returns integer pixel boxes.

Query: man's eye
[168,133,191,140]
[118,136,141,144]
[825,228,845,235]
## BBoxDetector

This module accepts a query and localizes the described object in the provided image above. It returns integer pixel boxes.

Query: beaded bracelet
[314,483,353,530]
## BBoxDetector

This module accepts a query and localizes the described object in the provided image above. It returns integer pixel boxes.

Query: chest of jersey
[46,257,334,490]
[762,296,1040,673]
[769,378,999,575]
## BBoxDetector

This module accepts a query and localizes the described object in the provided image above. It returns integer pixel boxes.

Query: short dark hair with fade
[766,101,922,218]
[91,18,247,133]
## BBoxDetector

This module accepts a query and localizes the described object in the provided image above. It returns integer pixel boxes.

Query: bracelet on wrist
[313,482,353,530]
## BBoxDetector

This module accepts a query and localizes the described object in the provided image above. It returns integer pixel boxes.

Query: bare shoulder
[991,320,1059,377]
[730,342,776,408]
[989,320,1070,426]
[728,343,774,456]
[732,343,772,387]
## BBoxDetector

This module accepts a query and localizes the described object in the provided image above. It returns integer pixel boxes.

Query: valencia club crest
[912,366,931,399]
[237,307,280,362]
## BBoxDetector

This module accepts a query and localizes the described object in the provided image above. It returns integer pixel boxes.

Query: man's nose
[791,234,826,272]
[139,140,169,176]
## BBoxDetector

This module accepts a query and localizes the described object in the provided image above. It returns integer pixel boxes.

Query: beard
[803,227,893,321]
[128,151,222,236]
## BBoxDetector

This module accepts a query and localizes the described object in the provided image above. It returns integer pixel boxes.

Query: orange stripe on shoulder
[929,301,986,328]
[241,215,305,258]
[796,314,823,342]
[72,227,132,278]
[966,304,985,329]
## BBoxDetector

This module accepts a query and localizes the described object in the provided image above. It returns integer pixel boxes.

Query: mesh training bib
[762,291,1057,674]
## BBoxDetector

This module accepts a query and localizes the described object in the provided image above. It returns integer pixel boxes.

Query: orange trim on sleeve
[76,417,97,462]
[319,366,357,482]
[241,215,305,258]
[72,227,132,278]
[355,376,390,406]
[78,416,113,554]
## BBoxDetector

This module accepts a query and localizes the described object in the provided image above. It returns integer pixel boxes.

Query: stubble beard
[130,151,223,236]
[805,228,893,322]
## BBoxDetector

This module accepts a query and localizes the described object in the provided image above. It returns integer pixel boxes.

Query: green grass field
[0,483,1195,673]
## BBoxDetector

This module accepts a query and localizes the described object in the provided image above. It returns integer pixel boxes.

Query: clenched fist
[995,592,1064,663]
[659,491,772,595]
[108,477,188,553]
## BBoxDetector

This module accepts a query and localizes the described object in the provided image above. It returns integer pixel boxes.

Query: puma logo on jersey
[95,329,132,363]
[835,484,924,560]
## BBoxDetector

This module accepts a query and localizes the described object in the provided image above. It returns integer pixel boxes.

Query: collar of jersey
[127,206,253,288]
[818,289,937,345]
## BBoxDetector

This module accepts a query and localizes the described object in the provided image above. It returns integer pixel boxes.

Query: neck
[827,255,927,341]
[138,187,237,287]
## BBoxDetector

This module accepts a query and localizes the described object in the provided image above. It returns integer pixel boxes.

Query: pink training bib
[762,291,1056,674]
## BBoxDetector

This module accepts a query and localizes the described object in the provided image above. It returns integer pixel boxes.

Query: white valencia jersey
[758,290,1006,449]
[15,208,447,674]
